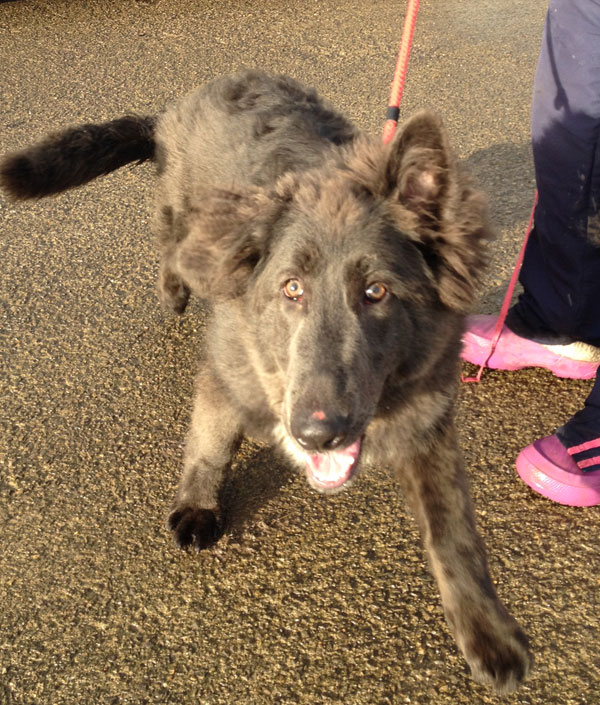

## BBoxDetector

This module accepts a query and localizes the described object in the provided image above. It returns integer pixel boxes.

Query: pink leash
[381,0,537,384]
[461,193,538,383]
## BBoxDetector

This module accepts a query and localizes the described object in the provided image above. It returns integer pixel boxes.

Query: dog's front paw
[461,615,532,694]
[167,505,223,551]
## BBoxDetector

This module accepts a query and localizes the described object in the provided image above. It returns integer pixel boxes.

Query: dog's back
[155,70,357,202]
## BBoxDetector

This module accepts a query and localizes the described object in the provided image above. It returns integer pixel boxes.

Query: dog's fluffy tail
[0,114,156,200]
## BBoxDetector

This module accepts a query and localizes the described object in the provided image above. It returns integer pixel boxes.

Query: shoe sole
[516,444,600,507]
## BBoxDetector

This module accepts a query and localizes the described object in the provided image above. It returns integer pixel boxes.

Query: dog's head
[177,111,492,492]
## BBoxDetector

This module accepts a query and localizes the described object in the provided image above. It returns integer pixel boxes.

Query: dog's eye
[364,282,387,304]
[283,278,304,301]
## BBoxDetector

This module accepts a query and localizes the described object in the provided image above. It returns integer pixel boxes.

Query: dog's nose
[292,411,350,453]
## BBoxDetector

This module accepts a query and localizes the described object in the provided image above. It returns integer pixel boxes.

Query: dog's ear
[349,112,493,312]
[176,188,283,300]
[383,111,455,219]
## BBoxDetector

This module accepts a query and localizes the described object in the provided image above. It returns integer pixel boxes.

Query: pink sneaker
[516,434,600,506]
[462,314,600,379]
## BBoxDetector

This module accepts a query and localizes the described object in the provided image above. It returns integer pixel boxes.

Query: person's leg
[464,0,600,505]
[507,0,600,346]
[515,16,600,497]
[462,0,600,378]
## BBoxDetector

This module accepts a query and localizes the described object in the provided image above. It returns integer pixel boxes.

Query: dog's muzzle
[284,403,364,492]
[304,437,362,493]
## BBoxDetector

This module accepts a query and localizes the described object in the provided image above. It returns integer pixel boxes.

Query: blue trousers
[505,0,600,450]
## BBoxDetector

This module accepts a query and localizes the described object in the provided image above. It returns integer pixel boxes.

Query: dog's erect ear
[349,111,492,312]
[385,111,455,220]
[177,188,283,300]
[387,112,493,312]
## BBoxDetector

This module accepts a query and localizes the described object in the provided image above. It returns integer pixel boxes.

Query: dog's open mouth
[305,438,362,492]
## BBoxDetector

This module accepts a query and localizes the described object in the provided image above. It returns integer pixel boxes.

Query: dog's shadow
[218,442,296,541]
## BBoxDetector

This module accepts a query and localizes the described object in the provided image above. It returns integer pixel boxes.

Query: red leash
[382,0,420,144]
[382,0,537,383]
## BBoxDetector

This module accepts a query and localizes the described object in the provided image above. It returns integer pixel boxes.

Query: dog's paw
[167,505,223,551]
[461,616,532,694]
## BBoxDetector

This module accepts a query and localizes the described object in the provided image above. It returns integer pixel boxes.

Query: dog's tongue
[305,438,362,489]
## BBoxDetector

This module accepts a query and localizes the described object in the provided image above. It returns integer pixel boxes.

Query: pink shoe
[516,434,600,506]
[462,314,600,380]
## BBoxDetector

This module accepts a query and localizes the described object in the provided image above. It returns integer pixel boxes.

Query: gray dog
[0,69,531,692]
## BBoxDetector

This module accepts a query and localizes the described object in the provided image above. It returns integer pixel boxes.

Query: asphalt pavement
[1,1,598,704]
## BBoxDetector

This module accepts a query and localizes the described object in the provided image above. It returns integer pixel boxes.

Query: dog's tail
[0,114,156,200]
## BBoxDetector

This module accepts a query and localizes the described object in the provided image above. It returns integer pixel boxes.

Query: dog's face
[252,188,441,492]
[177,112,491,492]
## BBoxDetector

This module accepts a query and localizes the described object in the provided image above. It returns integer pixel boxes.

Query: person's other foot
[516,434,600,506]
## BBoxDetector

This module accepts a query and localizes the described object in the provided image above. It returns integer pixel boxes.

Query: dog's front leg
[396,420,532,693]
[167,367,242,551]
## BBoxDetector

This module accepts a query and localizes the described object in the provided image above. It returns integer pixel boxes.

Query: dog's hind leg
[167,367,242,550]
[158,258,190,314]
[396,421,532,694]
[154,203,190,314]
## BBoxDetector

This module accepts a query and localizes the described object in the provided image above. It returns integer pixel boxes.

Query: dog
[0,69,531,692]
